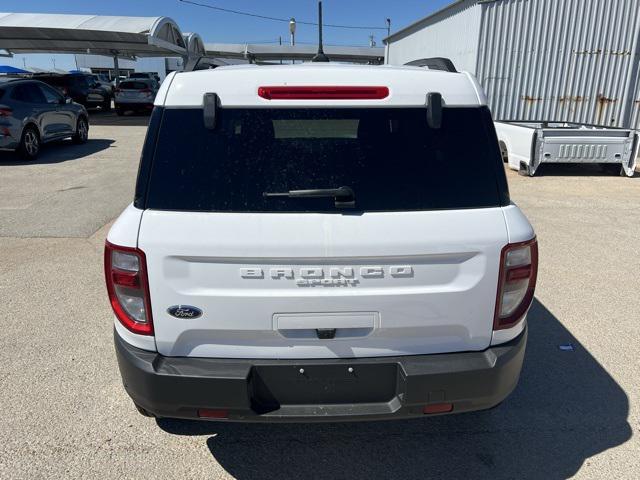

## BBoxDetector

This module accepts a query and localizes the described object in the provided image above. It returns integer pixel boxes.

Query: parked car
[36,73,111,111]
[107,62,538,422]
[129,72,160,83]
[0,78,89,159]
[114,79,157,115]
[92,73,115,95]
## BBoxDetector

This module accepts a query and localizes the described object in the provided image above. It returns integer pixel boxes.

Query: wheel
[102,98,112,111]
[116,106,125,116]
[72,117,89,144]
[518,161,534,177]
[18,126,40,160]
[134,404,155,417]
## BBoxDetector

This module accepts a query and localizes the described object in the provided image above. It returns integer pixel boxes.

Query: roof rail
[404,57,457,73]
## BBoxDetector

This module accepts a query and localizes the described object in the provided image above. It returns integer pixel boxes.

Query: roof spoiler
[405,57,457,73]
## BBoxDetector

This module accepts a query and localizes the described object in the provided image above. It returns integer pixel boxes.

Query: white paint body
[495,121,639,177]
[109,64,534,358]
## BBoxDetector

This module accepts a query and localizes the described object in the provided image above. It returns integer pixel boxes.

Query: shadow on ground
[0,138,114,166]
[158,299,631,479]
[532,163,639,178]
[88,110,151,127]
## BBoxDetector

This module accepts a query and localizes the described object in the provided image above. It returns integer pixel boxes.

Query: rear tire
[102,98,112,111]
[72,117,89,144]
[18,126,40,160]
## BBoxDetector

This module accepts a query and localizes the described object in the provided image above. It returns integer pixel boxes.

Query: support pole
[113,53,120,85]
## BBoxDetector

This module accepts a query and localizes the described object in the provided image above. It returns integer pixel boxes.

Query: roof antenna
[312,1,330,62]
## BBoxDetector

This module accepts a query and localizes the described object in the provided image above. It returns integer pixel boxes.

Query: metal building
[384,0,640,129]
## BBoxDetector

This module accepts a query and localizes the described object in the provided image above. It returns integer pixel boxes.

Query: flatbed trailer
[494,121,639,177]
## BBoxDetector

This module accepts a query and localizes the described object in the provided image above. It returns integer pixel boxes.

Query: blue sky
[2,0,452,70]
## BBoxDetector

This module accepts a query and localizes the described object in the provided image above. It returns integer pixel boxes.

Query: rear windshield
[141,107,508,213]
[120,81,148,90]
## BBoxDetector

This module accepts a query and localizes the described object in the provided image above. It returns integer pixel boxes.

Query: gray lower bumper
[115,327,527,422]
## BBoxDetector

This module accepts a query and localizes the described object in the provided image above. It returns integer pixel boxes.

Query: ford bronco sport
[106,63,537,422]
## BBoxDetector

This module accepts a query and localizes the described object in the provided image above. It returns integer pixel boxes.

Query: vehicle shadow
[88,110,151,127]
[0,138,114,166]
[533,163,639,178]
[157,299,631,480]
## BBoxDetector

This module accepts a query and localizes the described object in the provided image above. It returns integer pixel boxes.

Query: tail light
[114,87,121,94]
[0,106,13,117]
[141,88,152,96]
[493,238,538,330]
[104,241,153,335]
[258,86,389,100]
[61,87,68,96]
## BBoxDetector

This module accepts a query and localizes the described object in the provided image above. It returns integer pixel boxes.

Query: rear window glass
[120,81,148,90]
[144,107,506,213]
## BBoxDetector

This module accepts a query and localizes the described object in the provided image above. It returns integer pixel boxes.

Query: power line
[178,0,388,30]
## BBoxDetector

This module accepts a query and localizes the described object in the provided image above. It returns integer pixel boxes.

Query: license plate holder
[249,363,398,412]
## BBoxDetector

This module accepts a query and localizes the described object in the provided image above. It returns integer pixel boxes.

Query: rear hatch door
[138,105,509,359]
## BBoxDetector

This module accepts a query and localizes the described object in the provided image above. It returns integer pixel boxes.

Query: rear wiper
[263,186,355,208]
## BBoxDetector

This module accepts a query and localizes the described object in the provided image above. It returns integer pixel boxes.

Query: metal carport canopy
[0,13,187,57]
[204,43,385,64]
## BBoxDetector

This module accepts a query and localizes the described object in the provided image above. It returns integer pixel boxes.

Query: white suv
[105,63,537,422]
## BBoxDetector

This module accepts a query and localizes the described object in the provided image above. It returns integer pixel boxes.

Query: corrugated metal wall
[476,0,640,128]
[386,0,482,73]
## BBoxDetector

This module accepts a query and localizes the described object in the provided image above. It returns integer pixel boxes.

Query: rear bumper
[115,327,527,422]
[115,100,153,108]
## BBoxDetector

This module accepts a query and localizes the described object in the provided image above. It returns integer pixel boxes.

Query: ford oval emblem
[167,305,203,319]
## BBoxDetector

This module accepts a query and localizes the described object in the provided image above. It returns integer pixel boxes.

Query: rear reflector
[423,403,454,414]
[198,409,229,419]
[258,86,389,100]
[493,238,538,330]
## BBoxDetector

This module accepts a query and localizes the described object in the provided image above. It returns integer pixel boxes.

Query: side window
[11,85,28,102]
[25,84,47,104]
[12,84,48,104]
[39,84,63,104]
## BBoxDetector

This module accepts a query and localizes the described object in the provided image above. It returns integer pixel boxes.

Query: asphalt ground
[0,111,638,479]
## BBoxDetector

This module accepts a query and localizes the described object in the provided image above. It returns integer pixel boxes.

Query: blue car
[0,78,89,160]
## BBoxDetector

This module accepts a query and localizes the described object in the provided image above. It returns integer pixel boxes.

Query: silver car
[0,78,89,160]
[114,79,158,115]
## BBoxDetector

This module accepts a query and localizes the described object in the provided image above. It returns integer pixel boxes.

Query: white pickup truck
[106,63,538,422]
[495,121,639,177]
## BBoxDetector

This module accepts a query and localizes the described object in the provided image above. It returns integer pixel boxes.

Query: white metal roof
[204,43,384,64]
[156,63,485,108]
[0,13,186,57]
